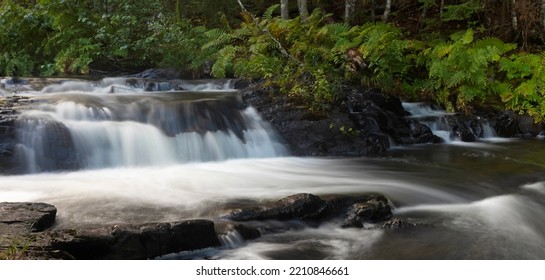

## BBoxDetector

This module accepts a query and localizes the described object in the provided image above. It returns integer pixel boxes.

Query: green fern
[263,4,280,21]
[499,52,545,122]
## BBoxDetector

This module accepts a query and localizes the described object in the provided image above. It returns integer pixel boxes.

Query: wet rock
[445,116,476,142]
[0,96,30,174]
[0,202,57,235]
[242,86,407,157]
[222,193,394,229]
[409,120,444,144]
[13,119,79,172]
[46,220,220,260]
[381,218,418,229]
[223,193,328,221]
[130,68,181,80]
[215,222,261,241]
[340,195,392,228]
[488,111,544,138]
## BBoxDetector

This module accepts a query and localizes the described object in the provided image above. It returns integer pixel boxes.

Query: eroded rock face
[223,193,328,221]
[222,193,393,227]
[242,86,447,157]
[0,202,57,235]
[46,220,221,260]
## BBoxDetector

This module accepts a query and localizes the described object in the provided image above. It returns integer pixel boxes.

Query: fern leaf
[263,4,280,21]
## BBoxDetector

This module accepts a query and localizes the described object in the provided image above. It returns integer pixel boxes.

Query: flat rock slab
[0,202,57,235]
[42,219,221,260]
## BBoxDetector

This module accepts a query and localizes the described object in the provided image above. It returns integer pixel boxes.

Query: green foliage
[206,9,344,110]
[0,236,31,260]
[0,1,52,75]
[441,0,482,22]
[422,29,516,111]
[499,52,545,122]
[348,22,411,90]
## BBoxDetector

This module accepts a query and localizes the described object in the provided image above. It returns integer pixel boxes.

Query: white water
[402,102,503,143]
[13,79,286,172]
[2,79,545,259]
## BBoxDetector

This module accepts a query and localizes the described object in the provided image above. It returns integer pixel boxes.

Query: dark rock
[223,193,327,221]
[222,193,393,230]
[381,218,417,229]
[13,119,79,172]
[215,222,261,241]
[242,86,404,157]
[340,195,392,228]
[0,202,57,234]
[517,115,542,136]
[0,96,29,174]
[47,220,221,260]
[130,68,181,80]
[488,111,543,138]
[445,115,476,142]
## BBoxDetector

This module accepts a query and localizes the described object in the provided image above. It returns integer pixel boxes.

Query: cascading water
[1,78,545,260]
[403,102,501,143]
[12,78,286,173]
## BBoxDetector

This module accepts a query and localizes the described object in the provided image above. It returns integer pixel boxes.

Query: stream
[1,78,544,259]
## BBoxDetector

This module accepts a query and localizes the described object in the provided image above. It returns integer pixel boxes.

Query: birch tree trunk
[345,0,357,24]
[281,0,289,19]
[383,0,392,22]
[511,0,518,31]
[297,0,309,20]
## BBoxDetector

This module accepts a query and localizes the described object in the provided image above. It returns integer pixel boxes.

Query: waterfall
[12,79,286,173]
[403,102,499,143]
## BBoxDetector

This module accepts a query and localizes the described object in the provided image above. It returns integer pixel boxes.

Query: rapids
[1,78,545,259]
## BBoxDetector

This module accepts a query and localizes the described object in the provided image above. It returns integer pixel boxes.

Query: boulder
[381,218,418,229]
[223,193,328,221]
[222,193,393,228]
[46,220,221,260]
[0,202,57,235]
[340,195,392,228]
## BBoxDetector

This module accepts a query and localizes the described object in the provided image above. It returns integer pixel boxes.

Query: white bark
[297,0,309,20]
[345,0,357,24]
[281,0,289,19]
[511,0,518,31]
[383,0,392,22]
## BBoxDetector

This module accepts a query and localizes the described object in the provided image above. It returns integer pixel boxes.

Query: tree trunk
[383,0,392,22]
[297,0,309,20]
[440,0,445,20]
[281,0,289,19]
[371,0,376,20]
[511,0,518,30]
[345,0,357,24]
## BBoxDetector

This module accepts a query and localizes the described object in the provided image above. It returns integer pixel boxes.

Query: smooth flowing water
[1,78,544,259]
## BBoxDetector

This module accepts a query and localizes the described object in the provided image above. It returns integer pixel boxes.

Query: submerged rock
[381,218,418,229]
[222,193,393,227]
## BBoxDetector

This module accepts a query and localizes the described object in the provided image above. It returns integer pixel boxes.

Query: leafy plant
[499,52,545,122]
[422,29,516,112]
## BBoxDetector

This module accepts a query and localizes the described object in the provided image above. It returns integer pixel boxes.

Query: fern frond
[263,4,280,21]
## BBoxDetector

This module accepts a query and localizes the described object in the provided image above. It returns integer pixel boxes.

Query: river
[1,78,544,259]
